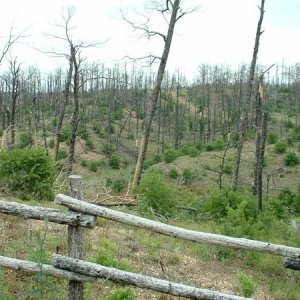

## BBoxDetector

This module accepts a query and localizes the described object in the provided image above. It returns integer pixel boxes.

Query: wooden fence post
[68,175,85,300]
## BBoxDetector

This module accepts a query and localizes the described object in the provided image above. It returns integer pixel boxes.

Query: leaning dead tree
[231,0,266,190]
[131,0,194,188]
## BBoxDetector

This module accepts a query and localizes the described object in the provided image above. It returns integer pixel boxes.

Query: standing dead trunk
[67,46,80,175]
[253,65,273,213]
[54,58,73,161]
[231,0,266,190]
[132,0,182,188]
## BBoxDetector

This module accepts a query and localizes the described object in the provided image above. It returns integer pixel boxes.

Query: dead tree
[131,0,195,188]
[253,64,274,213]
[231,0,266,190]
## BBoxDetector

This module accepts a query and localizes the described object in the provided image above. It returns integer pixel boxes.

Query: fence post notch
[68,175,85,300]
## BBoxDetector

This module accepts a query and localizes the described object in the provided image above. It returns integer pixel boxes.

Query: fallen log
[0,199,96,228]
[55,194,300,258]
[53,254,250,300]
[0,255,95,282]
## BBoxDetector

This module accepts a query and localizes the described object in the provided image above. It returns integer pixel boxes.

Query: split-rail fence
[0,175,299,300]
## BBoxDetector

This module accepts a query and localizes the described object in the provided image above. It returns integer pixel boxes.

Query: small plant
[18,132,33,148]
[163,149,178,163]
[108,287,136,300]
[109,154,120,169]
[236,272,257,297]
[94,239,137,272]
[136,173,177,217]
[0,148,54,200]
[127,133,134,140]
[80,159,88,167]
[182,168,193,184]
[57,149,68,160]
[153,154,162,163]
[111,177,127,193]
[48,138,54,149]
[274,141,288,154]
[267,131,279,144]
[85,138,95,150]
[169,168,179,179]
[88,161,98,172]
[284,152,300,166]
[102,143,114,155]
[0,128,3,137]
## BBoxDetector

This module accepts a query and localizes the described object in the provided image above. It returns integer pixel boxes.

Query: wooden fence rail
[53,254,249,300]
[0,174,299,300]
[55,193,300,259]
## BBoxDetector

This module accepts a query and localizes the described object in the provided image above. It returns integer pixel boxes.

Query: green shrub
[223,164,232,174]
[163,149,178,163]
[108,288,136,300]
[136,173,177,217]
[213,137,225,150]
[169,168,179,179]
[57,149,68,160]
[102,143,114,155]
[200,189,256,220]
[274,141,288,153]
[205,137,225,151]
[267,131,279,144]
[284,152,300,166]
[105,124,115,134]
[143,159,154,170]
[109,155,120,169]
[85,138,95,150]
[94,239,136,272]
[230,132,239,147]
[297,143,300,152]
[182,168,193,184]
[80,159,88,167]
[0,148,54,200]
[111,177,127,193]
[127,133,134,140]
[236,272,256,297]
[59,126,70,142]
[48,138,54,149]
[0,128,3,137]
[180,144,200,157]
[88,161,98,172]
[195,141,204,151]
[247,128,256,140]
[284,120,294,129]
[205,142,215,152]
[96,159,106,167]
[18,132,33,148]
[153,154,162,163]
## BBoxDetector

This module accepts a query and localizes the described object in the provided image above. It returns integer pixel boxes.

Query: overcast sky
[0,0,299,78]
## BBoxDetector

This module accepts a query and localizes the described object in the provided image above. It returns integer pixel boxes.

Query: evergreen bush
[109,154,120,169]
[0,148,54,200]
[163,149,178,163]
[284,152,300,166]
[136,173,177,217]
[274,141,288,153]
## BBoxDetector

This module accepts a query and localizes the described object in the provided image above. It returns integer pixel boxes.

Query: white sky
[0,0,300,78]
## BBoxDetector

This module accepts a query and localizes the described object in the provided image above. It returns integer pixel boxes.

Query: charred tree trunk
[67,46,80,175]
[132,0,182,188]
[232,0,265,190]
[54,57,73,161]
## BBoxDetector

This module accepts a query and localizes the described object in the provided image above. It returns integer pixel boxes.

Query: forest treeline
[0,61,299,153]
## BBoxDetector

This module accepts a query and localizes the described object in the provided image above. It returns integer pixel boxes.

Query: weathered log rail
[0,199,96,227]
[53,254,248,300]
[55,193,300,259]
[0,174,299,300]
